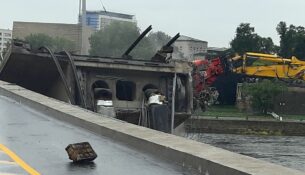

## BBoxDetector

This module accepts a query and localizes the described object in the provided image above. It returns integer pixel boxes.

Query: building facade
[207,47,228,55]
[173,35,208,61]
[0,29,12,56]
[86,11,136,31]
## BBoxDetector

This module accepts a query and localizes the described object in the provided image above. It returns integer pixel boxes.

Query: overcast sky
[1,0,305,47]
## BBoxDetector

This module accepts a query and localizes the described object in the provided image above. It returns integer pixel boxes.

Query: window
[87,17,91,25]
[4,38,10,42]
[4,33,11,37]
[116,80,136,101]
[92,80,111,100]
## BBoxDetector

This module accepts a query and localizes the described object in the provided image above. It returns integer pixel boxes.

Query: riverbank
[185,117,305,136]
[196,105,305,121]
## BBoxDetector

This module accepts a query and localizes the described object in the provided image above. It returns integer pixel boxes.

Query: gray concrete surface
[0,152,26,174]
[0,80,304,175]
[0,95,195,175]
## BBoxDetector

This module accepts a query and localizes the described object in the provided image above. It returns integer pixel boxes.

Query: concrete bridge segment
[0,80,303,175]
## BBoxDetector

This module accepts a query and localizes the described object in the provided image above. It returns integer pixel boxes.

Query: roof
[177,35,207,43]
[86,11,134,20]
[0,28,12,33]
[208,47,228,52]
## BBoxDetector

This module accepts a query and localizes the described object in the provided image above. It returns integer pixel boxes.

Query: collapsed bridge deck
[0,81,303,175]
[0,94,194,175]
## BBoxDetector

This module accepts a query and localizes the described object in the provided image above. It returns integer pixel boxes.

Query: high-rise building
[0,29,12,56]
[85,11,136,31]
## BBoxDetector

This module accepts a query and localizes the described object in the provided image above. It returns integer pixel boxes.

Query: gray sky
[1,0,305,47]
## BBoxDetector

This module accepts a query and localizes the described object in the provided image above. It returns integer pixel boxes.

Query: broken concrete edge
[0,81,303,175]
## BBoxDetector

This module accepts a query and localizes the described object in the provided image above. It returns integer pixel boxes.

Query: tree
[243,79,287,114]
[52,37,76,52]
[231,23,276,54]
[89,21,174,59]
[258,37,275,53]
[147,31,171,52]
[25,33,53,50]
[25,33,76,52]
[276,21,305,59]
[90,21,155,59]
[276,21,289,57]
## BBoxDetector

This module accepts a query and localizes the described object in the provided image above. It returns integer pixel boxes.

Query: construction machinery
[192,57,224,111]
[231,52,305,115]
[231,52,305,82]
[190,51,305,112]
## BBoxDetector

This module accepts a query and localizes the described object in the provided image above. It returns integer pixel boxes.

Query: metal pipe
[79,0,82,23]
[39,46,75,104]
[122,25,152,58]
[171,73,177,133]
[62,50,87,108]
[165,33,180,47]
[82,0,87,28]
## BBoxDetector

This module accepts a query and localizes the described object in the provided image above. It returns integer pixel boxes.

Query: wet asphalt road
[186,133,305,172]
[0,95,194,175]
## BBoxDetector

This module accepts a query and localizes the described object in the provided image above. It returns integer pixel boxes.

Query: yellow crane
[231,52,305,81]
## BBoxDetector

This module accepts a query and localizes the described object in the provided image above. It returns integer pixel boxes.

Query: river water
[185,133,305,172]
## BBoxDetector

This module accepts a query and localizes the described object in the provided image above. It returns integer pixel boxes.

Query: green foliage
[25,33,76,52]
[231,23,276,54]
[243,80,287,114]
[258,37,275,53]
[89,21,172,59]
[276,21,305,60]
[147,31,171,51]
[25,33,53,50]
[52,37,76,52]
[89,21,138,57]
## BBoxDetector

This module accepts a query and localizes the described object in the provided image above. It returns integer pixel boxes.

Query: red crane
[192,57,224,111]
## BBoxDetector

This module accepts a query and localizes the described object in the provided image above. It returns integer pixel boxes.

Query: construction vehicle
[230,52,305,82]
[230,52,305,115]
[192,57,224,111]
[191,51,305,113]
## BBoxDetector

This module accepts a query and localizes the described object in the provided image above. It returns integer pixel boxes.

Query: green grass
[281,114,305,121]
[195,105,305,121]
[195,105,248,118]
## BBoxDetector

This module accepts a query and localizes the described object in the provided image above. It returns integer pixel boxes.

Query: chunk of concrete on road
[65,142,97,162]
